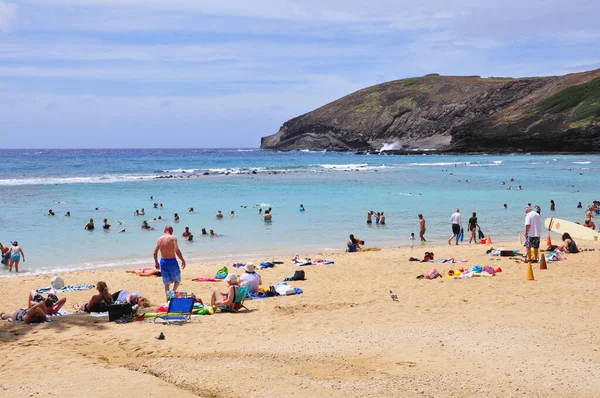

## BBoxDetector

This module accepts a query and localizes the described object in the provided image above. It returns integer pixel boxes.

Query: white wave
[236,149,257,152]
[408,162,457,166]
[319,163,368,170]
[162,168,198,173]
[491,160,503,164]
[0,174,158,186]
[573,161,591,164]
[380,142,404,151]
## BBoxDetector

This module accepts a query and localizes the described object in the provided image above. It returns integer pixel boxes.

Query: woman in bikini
[125,267,162,277]
[73,281,113,313]
[1,301,47,324]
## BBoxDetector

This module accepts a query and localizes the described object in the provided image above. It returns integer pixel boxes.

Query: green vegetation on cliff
[536,77,600,121]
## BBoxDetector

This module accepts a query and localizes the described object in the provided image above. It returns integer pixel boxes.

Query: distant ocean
[1,149,598,276]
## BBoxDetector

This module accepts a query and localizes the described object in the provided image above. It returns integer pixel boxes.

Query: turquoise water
[1,149,598,276]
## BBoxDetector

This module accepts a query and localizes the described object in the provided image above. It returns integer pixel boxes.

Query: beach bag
[478,230,485,240]
[292,270,305,280]
[471,265,483,273]
[108,302,133,322]
[500,250,514,257]
[425,268,440,279]
[215,266,228,279]
[275,285,296,296]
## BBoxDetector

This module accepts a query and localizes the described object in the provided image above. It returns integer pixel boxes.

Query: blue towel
[37,284,95,294]
[260,262,275,269]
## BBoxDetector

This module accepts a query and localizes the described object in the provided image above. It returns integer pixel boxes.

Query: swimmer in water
[188,207,194,213]
[103,218,111,230]
[263,210,272,222]
[65,211,71,217]
[118,229,126,233]
[216,210,223,218]
[174,213,179,222]
[160,203,163,209]
[141,221,155,231]
[84,218,95,230]
[47,209,55,216]
[139,208,145,216]
[504,204,508,209]
[134,209,140,216]
[182,226,194,241]
[210,229,217,236]
[299,204,305,212]
[230,211,236,217]
[201,228,208,235]
[258,208,263,214]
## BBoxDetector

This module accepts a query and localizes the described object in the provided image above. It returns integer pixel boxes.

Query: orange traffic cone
[546,233,552,247]
[488,235,492,245]
[526,262,535,280]
[540,255,548,270]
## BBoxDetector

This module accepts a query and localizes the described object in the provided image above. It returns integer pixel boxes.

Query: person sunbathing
[1,301,48,324]
[111,290,150,308]
[28,288,67,315]
[73,281,113,313]
[210,274,241,310]
[125,267,162,277]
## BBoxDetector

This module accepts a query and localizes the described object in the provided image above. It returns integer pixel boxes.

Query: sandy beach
[1,241,600,398]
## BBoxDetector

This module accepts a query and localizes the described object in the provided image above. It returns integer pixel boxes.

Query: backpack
[292,270,305,280]
[215,266,228,279]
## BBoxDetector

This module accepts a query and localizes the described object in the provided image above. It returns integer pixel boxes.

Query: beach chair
[153,296,195,325]
[219,285,250,313]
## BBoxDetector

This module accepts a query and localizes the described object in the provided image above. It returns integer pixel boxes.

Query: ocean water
[1,149,598,276]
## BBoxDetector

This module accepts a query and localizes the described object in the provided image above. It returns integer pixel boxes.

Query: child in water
[409,233,416,247]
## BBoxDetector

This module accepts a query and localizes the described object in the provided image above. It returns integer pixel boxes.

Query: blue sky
[1,0,599,148]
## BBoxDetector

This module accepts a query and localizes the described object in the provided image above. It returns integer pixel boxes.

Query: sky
[0,0,599,148]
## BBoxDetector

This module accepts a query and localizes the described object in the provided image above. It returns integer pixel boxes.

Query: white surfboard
[544,218,600,241]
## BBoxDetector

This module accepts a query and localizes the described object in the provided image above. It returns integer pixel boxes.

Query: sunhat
[244,262,256,273]
[51,276,65,290]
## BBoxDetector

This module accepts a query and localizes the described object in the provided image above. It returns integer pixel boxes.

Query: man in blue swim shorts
[153,225,186,294]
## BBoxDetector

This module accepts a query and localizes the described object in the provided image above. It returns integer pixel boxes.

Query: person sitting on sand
[73,281,113,313]
[182,226,194,241]
[141,221,155,231]
[346,234,363,252]
[84,218,95,230]
[559,233,579,254]
[28,288,67,315]
[47,209,55,216]
[239,262,262,294]
[125,268,162,277]
[112,290,149,308]
[216,210,223,218]
[210,274,241,310]
[1,301,48,324]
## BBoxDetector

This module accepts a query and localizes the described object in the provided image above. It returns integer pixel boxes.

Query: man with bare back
[153,225,186,293]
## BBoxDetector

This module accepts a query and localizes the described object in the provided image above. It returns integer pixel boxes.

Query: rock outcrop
[261,70,600,153]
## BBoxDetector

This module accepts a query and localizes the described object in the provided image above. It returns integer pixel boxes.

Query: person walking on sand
[468,212,480,244]
[524,206,542,262]
[418,214,426,242]
[153,225,186,294]
[8,241,24,273]
[448,208,462,246]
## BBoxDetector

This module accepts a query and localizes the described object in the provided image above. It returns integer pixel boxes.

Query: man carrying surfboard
[524,206,542,263]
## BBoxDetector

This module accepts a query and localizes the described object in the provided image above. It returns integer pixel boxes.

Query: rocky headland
[261,69,600,153]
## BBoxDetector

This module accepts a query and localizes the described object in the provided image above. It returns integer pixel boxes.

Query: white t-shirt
[450,212,462,226]
[117,290,140,303]
[240,272,261,293]
[524,211,542,237]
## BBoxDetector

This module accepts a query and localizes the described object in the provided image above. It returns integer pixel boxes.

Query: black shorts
[525,236,540,249]
[452,224,461,234]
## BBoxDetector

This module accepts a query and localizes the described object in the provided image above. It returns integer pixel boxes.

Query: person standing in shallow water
[550,200,556,211]
[418,214,426,242]
[448,208,462,246]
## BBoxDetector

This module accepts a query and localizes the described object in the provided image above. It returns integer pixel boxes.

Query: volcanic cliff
[260,69,600,153]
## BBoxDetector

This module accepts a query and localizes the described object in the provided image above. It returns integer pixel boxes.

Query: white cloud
[0,0,16,32]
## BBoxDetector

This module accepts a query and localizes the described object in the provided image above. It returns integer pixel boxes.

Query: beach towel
[313,259,335,264]
[232,263,245,268]
[47,309,73,317]
[36,284,95,294]
[260,262,275,269]
[293,258,312,266]
[192,277,218,282]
